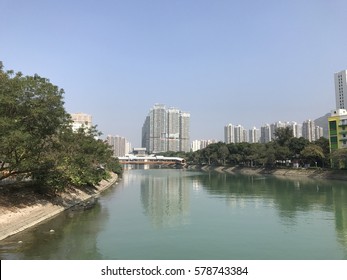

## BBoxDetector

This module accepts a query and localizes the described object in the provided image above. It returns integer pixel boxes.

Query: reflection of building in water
[333,186,347,252]
[141,172,190,228]
[192,180,201,191]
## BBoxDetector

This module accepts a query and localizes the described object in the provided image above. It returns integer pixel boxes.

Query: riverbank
[0,173,118,241]
[188,165,347,181]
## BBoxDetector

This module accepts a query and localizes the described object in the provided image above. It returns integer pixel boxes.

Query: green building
[328,109,347,168]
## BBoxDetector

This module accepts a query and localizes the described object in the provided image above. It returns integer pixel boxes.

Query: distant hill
[314,112,330,138]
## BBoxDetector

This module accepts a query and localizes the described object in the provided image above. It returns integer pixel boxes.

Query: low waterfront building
[328,109,347,151]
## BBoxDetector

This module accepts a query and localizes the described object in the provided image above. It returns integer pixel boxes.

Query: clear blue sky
[1,0,346,147]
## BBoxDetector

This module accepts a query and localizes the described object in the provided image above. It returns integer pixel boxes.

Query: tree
[274,143,291,165]
[264,143,276,167]
[217,142,229,165]
[330,148,347,169]
[288,137,309,157]
[0,65,69,181]
[314,137,330,167]
[300,144,325,167]
[0,64,122,192]
[274,127,293,146]
[34,126,120,190]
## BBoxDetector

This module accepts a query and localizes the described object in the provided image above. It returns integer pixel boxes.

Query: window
[330,136,338,150]
[329,121,337,135]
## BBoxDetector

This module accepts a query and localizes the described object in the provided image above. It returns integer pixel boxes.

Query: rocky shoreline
[188,165,347,181]
[0,173,118,241]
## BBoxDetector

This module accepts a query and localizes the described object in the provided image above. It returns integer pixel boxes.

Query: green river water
[1,169,347,260]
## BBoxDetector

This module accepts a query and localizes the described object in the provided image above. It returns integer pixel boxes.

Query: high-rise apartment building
[224,123,248,143]
[289,122,302,138]
[335,70,347,110]
[260,124,271,143]
[302,120,316,142]
[270,121,286,140]
[315,126,324,140]
[224,124,234,144]
[106,135,131,157]
[142,104,190,153]
[149,104,167,153]
[234,124,246,143]
[179,112,191,152]
[191,139,217,152]
[167,108,180,152]
[249,127,260,143]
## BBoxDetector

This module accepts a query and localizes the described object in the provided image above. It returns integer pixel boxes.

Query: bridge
[118,155,185,166]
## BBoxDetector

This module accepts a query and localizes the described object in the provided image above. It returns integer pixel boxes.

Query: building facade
[179,112,191,152]
[224,124,234,144]
[260,124,271,143]
[70,113,92,132]
[335,70,347,110]
[142,104,190,153]
[249,127,260,143]
[224,123,249,143]
[106,135,131,157]
[191,139,217,152]
[302,120,316,142]
[328,109,347,151]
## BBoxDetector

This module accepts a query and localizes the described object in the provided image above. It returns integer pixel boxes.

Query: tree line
[161,127,347,169]
[0,63,122,192]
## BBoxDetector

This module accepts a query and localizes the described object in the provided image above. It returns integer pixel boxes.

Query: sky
[1,0,346,147]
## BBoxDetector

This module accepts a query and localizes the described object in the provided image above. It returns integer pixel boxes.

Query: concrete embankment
[0,173,118,241]
[188,165,347,181]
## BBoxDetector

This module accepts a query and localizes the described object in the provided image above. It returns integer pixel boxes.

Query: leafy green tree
[300,144,325,167]
[0,64,122,192]
[264,143,276,167]
[202,145,215,165]
[227,143,241,165]
[34,126,119,190]
[274,143,291,165]
[251,143,267,166]
[218,144,229,165]
[314,137,330,167]
[330,148,347,169]
[288,137,309,157]
[204,143,221,165]
[0,64,69,181]
[274,127,293,146]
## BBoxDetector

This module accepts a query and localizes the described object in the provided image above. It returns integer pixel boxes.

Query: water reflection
[0,202,109,260]
[333,186,347,254]
[140,170,190,228]
[1,170,346,260]
[191,171,347,253]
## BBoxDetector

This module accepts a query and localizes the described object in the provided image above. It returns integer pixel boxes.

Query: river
[1,168,346,259]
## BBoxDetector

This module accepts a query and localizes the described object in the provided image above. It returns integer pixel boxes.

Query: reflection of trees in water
[0,202,109,259]
[192,172,347,252]
[333,186,347,255]
[140,170,190,228]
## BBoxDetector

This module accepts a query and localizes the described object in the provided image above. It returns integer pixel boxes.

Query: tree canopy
[0,64,122,191]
